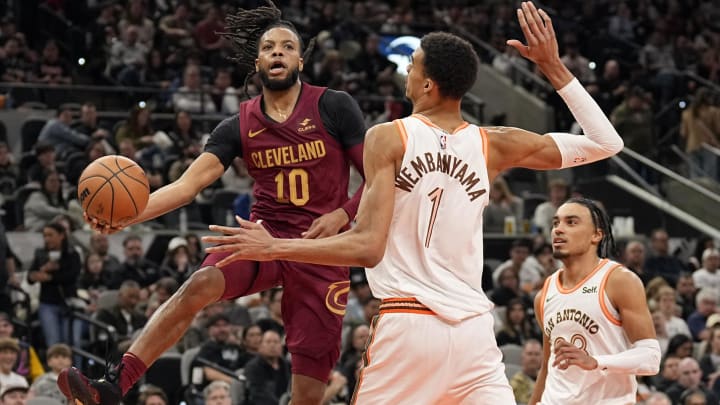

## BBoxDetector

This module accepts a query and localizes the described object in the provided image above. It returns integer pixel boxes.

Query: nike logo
[248,128,267,138]
[546,295,554,303]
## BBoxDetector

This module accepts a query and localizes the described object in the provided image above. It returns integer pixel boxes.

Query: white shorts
[351,298,514,405]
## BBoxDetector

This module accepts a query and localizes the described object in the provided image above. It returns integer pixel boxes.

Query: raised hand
[506,1,559,66]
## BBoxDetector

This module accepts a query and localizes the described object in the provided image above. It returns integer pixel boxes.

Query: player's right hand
[83,212,123,235]
[506,2,559,67]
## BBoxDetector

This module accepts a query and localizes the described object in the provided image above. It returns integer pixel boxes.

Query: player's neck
[560,254,602,288]
[262,81,302,121]
[412,98,464,132]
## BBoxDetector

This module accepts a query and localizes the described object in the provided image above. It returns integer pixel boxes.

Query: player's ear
[299,57,304,72]
[592,228,603,244]
[423,79,433,94]
[255,58,259,73]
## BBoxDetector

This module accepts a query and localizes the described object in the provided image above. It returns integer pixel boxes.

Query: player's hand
[83,212,123,235]
[302,208,350,239]
[552,339,598,371]
[203,216,276,267]
[506,2,559,67]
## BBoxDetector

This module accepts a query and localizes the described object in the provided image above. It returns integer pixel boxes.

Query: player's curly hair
[221,0,316,98]
[564,197,616,258]
[420,32,479,100]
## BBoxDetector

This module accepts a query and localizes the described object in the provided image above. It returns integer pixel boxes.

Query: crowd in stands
[0,0,720,404]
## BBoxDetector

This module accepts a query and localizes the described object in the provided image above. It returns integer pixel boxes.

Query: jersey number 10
[274,169,310,206]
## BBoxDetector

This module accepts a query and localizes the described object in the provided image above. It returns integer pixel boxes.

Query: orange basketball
[77,155,150,228]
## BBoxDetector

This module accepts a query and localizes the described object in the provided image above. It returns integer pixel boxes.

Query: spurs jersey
[369,114,493,323]
[538,259,636,405]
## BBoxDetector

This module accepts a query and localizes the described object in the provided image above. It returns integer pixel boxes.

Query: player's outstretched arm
[490,2,623,177]
[203,122,402,267]
[129,152,225,226]
[528,291,550,405]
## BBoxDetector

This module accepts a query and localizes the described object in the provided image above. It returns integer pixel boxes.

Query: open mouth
[552,238,566,246]
[269,61,287,75]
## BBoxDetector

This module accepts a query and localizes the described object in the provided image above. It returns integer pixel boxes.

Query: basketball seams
[113,157,140,217]
[114,158,150,190]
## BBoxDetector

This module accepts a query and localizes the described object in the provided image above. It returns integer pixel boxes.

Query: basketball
[77,155,150,228]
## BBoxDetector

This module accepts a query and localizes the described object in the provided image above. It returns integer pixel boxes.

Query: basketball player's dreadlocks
[564,197,617,258]
[221,0,316,98]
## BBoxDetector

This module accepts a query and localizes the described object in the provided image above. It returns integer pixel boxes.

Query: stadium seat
[145,352,183,405]
[180,346,202,387]
[500,343,523,366]
[0,121,6,144]
[12,183,41,229]
[504,363,522,381]
[20,119,48,153]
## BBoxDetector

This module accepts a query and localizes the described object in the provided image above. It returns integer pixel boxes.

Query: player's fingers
[303,225,325,239]
[526,1,546,37]
[516,8,537,47]
[203,235,240,245]
[520,2,541,46]
[235,215,262,229]
[208,224,244,235]
[538,9,556,40]
[505,40,530,58]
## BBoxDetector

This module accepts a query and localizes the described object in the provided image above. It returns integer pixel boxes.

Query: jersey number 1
[275,169,309,206]
[425,187,444,248]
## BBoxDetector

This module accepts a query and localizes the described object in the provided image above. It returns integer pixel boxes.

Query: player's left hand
[552,339,598,371]
[301,208,349,239]
[203,216,275,267]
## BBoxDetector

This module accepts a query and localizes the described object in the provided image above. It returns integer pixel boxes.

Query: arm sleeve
[204,115,242,170]
[548,78,625,168]
[594,338,661,376]
[319,89,366,149]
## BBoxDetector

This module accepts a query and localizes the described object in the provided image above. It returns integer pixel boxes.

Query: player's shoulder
[365,122,403,151]
[605,264,644,291]
[320,88,359,108]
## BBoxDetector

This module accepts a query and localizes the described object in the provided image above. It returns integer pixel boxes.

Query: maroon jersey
[238,83,350,237]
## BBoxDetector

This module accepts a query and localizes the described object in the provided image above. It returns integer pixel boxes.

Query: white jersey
[538,259,636,405]
[368,114,493,323]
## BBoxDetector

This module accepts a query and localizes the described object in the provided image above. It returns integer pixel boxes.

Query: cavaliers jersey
[538,259,636,405]
[369,114,493,323]
[238,83,351,237]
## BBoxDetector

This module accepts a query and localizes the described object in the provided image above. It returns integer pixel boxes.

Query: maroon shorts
[202,252,348,382]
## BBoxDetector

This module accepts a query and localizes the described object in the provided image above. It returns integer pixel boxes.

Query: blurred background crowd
[1,0,720,404]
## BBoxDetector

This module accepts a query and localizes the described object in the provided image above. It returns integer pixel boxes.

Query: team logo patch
[298,118,317,133]
[325,280,350,315]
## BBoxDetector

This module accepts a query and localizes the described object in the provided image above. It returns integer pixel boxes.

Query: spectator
[666,357,719,405]
[0,37,32,83]
[655,286,692,339]
[597,59,627,114]
[624,240,650,283]
[70,102,110,141]
[0,142,19,195]
[38,106,105,159]
[0,381,28,405]
[194,5,225,53]
[700,325,720,387]
[644,392,672,405]
[560,34,595,83]
[607,2,635,42]
[210,69,240,114]
[115,105,154,151]
[681,389,712,405]
[688,288,719,341]
[490,266,532,308]
[29,343,71,404]
[159,236,194,284]
[666,334,695,359]
[677,273,699,319]
[77,252,112,294]
[492,238,532,285]
[0,313,44,383]
[241,324,262,355]
[639,30,678,106]
[339,323,369,367]
[25,142,57,185]
[95,280,146,354]
[118,0,155,47]
[88,233,121,274]
[532,178,570,238]
[32,39,71,85]
[112,235,160,289]
[521,243,558,293]
[23,170,68,232]
[203,381,231,405]
[484,176,523,234]
[196,313,253,387]
[167,139,201,182]
[681,88,720,179]
[654,310,670,354]
[610,86,654,159]
[244,329,291,405]
[653,355,681,392]
[166,111,200,157]
[184,233,204,269]
[137,385,168,405]
[694,249,720,291]
[172,64,216,113]
[158,2,194,50]
[107,25,149,86]
[0,338,29,388]
[510,339,542,405]
[495,298,541,346]
[144,277,178,319]
[27,222,82,346]
[645,229,689,286]
[345,268,372,325]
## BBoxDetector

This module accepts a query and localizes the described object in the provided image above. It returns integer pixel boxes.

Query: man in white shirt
[693,248,720,292]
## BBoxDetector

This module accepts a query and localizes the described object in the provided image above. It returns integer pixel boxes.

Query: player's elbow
[608,134,624,155]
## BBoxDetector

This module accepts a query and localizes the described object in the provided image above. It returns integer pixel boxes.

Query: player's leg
[280,263,349,405]
[351,307,451,405]
[450,312,515,404]
[59,252,279,405]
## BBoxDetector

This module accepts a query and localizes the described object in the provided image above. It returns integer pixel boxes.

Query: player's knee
[180,266,225,306]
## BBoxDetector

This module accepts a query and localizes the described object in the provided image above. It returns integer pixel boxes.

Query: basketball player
[202,2,630,403]
[528,198,660,404]
[58,4,365,405]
